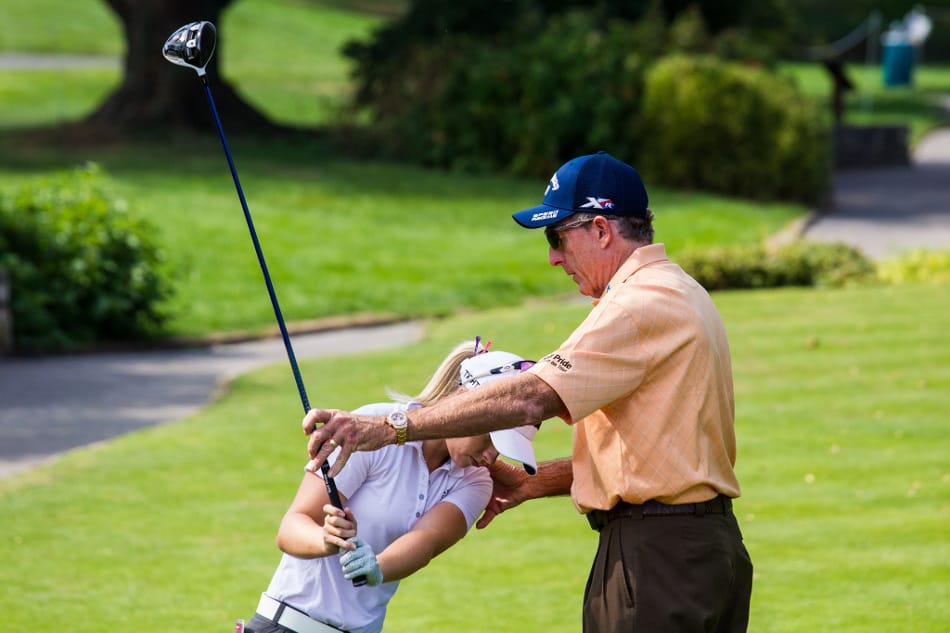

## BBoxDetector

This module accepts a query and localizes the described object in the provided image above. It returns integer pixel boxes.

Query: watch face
[388,411,407,427]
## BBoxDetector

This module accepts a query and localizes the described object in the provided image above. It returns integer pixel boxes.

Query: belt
[586,494,733,531]
[256,594,345,633]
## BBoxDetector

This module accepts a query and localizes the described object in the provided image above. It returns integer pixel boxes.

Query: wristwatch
[386,410,409,445]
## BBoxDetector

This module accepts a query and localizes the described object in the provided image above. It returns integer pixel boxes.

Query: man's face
[545,217,611,298]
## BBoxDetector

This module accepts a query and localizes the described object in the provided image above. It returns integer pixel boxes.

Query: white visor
[490,425,538,475]
[461,350,539,475]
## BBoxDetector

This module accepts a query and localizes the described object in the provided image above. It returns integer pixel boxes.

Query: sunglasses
[544,217,595,249]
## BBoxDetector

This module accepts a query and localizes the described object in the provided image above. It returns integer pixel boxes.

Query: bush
[340,1,814,191]
[876,249,950,284]
[639,55,831,204]
[677,241,874,291]
[0,164,172,352]
[431,10,657,177]
[353,9,661,179]
[341,2,800,180]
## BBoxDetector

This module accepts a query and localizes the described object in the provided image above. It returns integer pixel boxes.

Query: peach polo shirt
[529,243,741,513]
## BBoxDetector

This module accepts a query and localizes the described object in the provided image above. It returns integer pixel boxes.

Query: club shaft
[200,80,345,512]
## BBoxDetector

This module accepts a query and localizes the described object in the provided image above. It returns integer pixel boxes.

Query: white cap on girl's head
[460,350,539,475]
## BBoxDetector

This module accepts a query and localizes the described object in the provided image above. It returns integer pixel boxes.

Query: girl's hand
[322,504,358,552]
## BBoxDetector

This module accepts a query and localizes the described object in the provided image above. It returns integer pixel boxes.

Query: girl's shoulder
[351,401,417,417]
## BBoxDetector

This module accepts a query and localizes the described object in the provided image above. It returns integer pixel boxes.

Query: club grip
[319,461,367,586]
[320,460,343,509]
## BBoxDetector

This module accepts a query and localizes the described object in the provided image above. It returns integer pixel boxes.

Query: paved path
[0,322,423,478]
[801,128,950,258]
[0,52,118,70]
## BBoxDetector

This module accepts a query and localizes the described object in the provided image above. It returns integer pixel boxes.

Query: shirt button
[418,494,424,500]
[415,512,421,518]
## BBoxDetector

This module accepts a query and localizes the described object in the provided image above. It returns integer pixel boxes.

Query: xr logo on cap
[580,197,615,210]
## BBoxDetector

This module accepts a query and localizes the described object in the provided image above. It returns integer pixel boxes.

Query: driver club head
[163,21,216,75]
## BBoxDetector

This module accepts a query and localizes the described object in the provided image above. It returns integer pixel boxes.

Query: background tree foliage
[0,165,171,351]
[340,0,829,203]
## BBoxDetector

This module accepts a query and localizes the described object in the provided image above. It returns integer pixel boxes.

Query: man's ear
[593,216,613,247]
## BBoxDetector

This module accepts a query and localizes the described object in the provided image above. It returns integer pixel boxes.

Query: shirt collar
[592,243,667,305]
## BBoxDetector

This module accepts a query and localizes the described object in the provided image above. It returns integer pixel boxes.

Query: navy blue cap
[512,151,649,228]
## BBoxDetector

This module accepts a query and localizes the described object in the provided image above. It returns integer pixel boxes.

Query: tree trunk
[84,0,281,136]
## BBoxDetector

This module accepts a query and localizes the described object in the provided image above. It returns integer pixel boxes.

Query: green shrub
[876,249,950,284]
[639,55,831,204]
[677,241,874,290]
[436,11,657,177]
[342,3,800,182]
[359,9,660,179]
[0,164,172,352]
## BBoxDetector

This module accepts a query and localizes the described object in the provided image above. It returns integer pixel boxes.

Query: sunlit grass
[1,283,947,632]
[0,138,802,338]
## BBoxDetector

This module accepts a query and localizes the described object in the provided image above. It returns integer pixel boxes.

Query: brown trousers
[583,508,753,632]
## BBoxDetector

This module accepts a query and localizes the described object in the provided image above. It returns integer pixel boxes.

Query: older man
[304,151,753,632]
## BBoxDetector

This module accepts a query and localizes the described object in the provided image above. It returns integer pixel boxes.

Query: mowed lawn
[1,282,946,632]
[0,138,804,339]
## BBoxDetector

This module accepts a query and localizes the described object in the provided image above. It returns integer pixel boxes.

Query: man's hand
[340,537,384,586]
[476,460,532,529]
[321,505,358,554]
[302,409,393,478]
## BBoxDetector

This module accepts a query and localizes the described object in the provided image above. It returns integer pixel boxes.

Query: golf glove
[340,537,384,586]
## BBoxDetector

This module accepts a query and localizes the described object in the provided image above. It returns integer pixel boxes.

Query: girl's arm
[276,471,350,558]
[373,501,469,583]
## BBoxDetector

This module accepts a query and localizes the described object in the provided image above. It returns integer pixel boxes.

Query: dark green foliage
[420,11,659,178]
[345,7,669,178]
[0,165,171,352]
[342,0,823,204]
[639,55,831,203]
[677,241,875,291]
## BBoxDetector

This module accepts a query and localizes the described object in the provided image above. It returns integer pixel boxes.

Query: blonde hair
[388,339,485,406]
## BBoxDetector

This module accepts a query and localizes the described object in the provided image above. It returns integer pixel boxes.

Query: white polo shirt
[264,402,492,633]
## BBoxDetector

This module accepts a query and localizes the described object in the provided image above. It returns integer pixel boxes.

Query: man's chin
[575,283,598,298]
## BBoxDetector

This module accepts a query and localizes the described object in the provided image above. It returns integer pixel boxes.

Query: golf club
[162,21,366,586]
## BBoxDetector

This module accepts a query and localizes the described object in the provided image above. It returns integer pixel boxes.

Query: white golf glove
[340,537,384,586]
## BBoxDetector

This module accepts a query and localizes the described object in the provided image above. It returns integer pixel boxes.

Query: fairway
[1,282,946,632]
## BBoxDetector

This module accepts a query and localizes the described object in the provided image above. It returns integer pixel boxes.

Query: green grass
[223,1,385,127]
[0,0,121,54]
[1,282,947,632]
[0,68,117,127]
[0,138,803,338]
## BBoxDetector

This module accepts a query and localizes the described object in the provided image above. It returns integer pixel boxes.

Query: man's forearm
[405,373,565,441]
[304,373,569,476]
[527,458,573,499]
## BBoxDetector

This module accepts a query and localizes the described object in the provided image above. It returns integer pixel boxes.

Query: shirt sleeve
[529,297,652,423]
[440,468,492,528]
